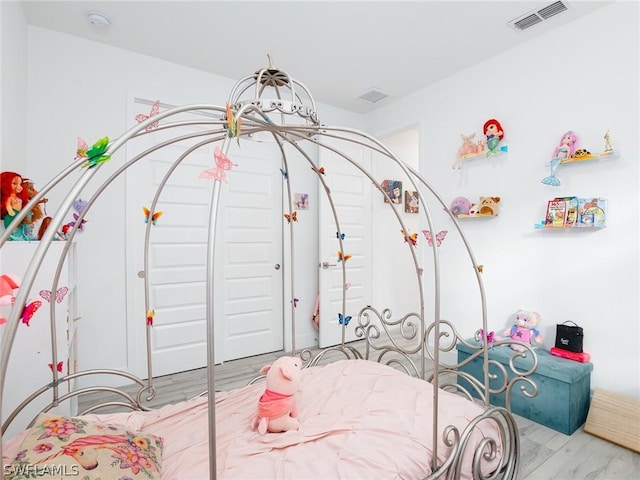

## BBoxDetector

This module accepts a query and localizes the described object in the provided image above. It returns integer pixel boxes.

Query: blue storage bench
[457,341,593,435]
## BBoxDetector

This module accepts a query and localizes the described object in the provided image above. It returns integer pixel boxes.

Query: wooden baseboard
[584,387,640,453]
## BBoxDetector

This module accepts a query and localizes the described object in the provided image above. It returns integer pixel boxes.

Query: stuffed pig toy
[251,356,302,435]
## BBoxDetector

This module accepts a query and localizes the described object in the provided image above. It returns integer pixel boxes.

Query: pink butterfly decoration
[75,137,88,160]
[135,100,160,132]
[21,300,42,326]
[39,287,69,304]
[199,147,237,182]
[478,329,496,349]
[422,230,448,247]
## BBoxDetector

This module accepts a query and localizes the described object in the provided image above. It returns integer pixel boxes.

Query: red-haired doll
[1,171,29,240]
[483,119,505,155]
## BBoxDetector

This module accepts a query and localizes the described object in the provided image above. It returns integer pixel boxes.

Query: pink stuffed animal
[251,356,302,435]
[503,309,544,352]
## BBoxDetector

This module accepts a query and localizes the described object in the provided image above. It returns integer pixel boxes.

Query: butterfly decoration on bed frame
[311,166,326,175]
[40,287,69,304]
[73,198,88,215]
[225,102,242,143]
[135,100,160,133]
[422,230,448,247]
[0,273,19,306]
[143,206,163,226]
[336,232,345,240]
[284,211,298,223]
[478,329,496,349]
[75,137,88,161]
[199,147,238,182]
[337,250,352,262]
[48,361,64,373]
[61,214,87,238]
[78,136,111,169]
[338,313,352,326]
[401,230,418,246]
[146,309,155,326]
[21,300,42,326]
[279,168,288,180]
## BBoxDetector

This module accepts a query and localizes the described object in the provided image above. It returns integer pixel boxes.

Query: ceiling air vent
[508,1,570,31]
[357,87,390,104]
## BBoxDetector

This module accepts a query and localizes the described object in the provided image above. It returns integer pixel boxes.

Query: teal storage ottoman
[457,341,593,435]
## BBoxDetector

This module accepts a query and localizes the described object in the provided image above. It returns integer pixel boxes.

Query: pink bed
[4,359,503,479]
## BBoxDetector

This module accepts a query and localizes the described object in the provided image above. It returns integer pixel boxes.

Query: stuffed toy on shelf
[502,309,544,352]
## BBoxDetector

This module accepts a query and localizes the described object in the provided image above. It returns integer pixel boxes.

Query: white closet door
[125,98,283,378]
[317,142,372,348]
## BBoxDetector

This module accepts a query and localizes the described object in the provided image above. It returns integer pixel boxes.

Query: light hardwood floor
[78,347,639,480]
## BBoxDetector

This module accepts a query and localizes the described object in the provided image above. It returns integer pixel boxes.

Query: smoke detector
[357,87,391,104]
[87,12,111,27]
[508,1,571,31]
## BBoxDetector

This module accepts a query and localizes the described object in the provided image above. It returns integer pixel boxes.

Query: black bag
[555,321,584,353]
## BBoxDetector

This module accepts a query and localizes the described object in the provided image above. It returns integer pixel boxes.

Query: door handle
[274,264,281,270]
[320,262,337,269]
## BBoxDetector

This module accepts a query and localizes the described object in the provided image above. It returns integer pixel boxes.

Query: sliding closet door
[125,97,283,378]
[317,142,372,348]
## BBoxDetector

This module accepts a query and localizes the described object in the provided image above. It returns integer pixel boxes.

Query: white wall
[0,1,27,172]
[366,1,639,398]
[370,127,422,316]
[24,27,363,380]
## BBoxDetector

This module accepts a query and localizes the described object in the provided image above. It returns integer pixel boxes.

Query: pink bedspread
[3,359,501,479]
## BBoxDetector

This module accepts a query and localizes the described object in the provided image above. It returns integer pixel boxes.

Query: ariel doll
[542,131,578,186]
[1,171,30,240]
[483,118,505,156]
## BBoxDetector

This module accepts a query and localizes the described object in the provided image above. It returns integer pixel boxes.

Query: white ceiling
[20,1,612,114]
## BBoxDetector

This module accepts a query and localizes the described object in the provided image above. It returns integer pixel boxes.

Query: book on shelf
[577,197,607,228]
[554,196,578,228]
[545,199,567,228]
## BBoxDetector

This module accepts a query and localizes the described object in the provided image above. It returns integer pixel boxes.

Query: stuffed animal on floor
[251,356,302,435]
[503,309,544,352]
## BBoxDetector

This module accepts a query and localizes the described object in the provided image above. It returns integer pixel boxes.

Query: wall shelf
[534,222,605,230]
[452,147,508,170]
[536,197,607,230]
[456,213,498,219]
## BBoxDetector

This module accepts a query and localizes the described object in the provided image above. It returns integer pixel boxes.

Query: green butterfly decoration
[80,136,111,168]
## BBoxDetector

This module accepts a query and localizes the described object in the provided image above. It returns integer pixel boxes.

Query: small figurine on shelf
[603,130,613,152]
[542,130,578,186]
[0,171,30,241]
[483,119,505,156]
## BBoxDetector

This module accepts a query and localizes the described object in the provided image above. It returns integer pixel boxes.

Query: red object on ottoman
[550,347,591,363]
